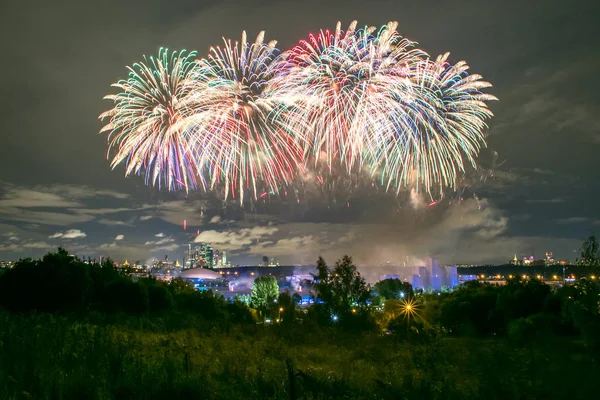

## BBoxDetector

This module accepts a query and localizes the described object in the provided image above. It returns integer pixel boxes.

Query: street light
[400,298,419,334]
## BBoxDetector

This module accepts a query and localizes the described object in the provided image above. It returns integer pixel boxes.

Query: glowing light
[399,298,419,320]
[101,22,496,203]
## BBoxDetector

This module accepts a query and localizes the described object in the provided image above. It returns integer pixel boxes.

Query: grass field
[1,312,598,400]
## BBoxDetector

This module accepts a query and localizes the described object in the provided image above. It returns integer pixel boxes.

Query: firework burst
[188,31,306,204]
[99,49,203,191]
[100,22,497,204]
[275,21,426,171]
[370,53,498,195]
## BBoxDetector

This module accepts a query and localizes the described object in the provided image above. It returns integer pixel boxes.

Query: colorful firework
[274,21,426,171]
[100,22,497,204]
[99,49,203,191]
[370,53,497,195]
[187,31,306,204]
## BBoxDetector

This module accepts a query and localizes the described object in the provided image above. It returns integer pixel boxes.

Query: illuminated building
[522,256,534,265]
[179,267,226,290]
[268,257,280,267]
[510,254,521,266]
[428,258,442,290]
[379,258,458,291]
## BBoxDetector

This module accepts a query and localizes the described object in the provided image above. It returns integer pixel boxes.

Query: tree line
[1,247,599,350]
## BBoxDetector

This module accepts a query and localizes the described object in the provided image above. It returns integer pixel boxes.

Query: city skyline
[1,0,599,265]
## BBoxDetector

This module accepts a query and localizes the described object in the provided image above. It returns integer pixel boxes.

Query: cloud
[526,198,565,204]
[97,219,132,226]
[194,226,279,251]
[144,237,175,246]
[0,183,140,226]
[249,236,320,258]
[115,234,124,241]
[207,215,235,225]
[48,229,87,239]
[150,243,181,253]
[0,241,53,252]
[140,215,153,221]
[150,200,208,227]
[0,187,80,208]
[0,207,95,226]
[557,217,589,224]
[239,198,511,265]
[42,184,129,200]
[155,233,165,237]
[99,242,117,249]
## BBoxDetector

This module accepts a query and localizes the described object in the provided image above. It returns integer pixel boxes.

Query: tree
[579,235,600,266]
[312,257,334,305]
[250,275,279,314]
[373,279,414,300]
[169,277,196,295]
[311,255,370,315]
[275,291,298,324]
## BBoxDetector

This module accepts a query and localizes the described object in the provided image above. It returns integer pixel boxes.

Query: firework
[370,53,497,195]
[99,49,203,191]
[274,21,426,171]
[100,22,497,204]
[187,31,306,204]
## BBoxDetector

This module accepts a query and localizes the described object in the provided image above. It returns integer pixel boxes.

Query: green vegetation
[250,275,279,316]
[579,234,600,266]
[0,248,599,399]
[312,256,370,313]
[373,277,415,301]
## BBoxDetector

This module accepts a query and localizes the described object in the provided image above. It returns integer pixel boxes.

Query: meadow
[1,250,599,399]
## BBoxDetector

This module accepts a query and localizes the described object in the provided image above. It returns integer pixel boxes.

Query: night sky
[1,0,599,265]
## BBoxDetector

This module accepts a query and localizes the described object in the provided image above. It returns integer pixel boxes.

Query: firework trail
[187,31,306,204]
[99,49,203,191]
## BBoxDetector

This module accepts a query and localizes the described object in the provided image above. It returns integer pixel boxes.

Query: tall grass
[0,312,598,400]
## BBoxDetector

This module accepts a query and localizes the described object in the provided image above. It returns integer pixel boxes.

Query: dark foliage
[1,249,600,398]
[373,278,415,300]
